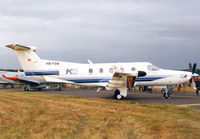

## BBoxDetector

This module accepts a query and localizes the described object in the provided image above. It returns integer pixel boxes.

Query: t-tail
[6,44,61,77]
[6,44,54,75]
[6,44,44,72]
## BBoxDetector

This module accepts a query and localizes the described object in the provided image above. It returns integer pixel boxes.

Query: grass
[0,90,200,139]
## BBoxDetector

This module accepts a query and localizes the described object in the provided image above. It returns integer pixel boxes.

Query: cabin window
[89,68,93,74]
[147,65,160,71]
[99,68,103,73]
[109,68,114,73]
[120,67,124,72]
[131,67,136,71]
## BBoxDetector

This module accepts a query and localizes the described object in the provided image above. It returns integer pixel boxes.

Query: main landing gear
[55,84,63,91]
[24,86,30,91]
[161,86,174,99]
[113,90,125,100]
[113,87,127,100]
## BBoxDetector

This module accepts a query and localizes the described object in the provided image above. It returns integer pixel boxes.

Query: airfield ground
[0,89,200,139]
[44,88,200,110]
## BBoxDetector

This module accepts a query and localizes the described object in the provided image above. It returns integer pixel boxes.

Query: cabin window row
[88,67,136,74]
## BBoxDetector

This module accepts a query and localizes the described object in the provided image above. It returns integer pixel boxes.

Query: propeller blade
[189,63,192,72]
[192,63,197,74]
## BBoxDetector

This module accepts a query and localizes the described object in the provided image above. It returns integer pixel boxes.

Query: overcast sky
[0,0,200,69]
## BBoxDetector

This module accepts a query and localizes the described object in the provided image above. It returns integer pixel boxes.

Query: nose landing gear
[163,91,170,99]
[161,86,174,99]
[161,87,173,99]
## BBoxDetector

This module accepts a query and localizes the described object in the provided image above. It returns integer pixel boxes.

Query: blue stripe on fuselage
[25,70,59,76]
[66,76,167,83]
[135,77,164,82]
[24,70,169,83]
[67,79,110,83]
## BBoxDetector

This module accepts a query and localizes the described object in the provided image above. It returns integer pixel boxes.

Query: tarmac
[1,87,200,110]
[42,88,200,110]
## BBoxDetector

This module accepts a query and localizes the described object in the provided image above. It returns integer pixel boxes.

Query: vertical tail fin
[5,44,42,71]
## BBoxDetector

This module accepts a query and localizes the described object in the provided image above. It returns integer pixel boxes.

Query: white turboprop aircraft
[6,44,198,99]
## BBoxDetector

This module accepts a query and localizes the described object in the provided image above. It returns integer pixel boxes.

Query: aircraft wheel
[3,85,7,89]
[113,90,124,100]
[24,87,30,91]
[55,87,63,91]
[113,90,120,99]
[37,88,42,91]
[163,92,170,99]
[142,86,147,91]
[116,94,124,100]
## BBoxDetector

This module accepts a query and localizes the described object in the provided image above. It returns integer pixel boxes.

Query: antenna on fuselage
[88,59,93,64]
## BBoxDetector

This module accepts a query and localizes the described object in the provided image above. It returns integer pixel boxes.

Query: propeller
[188,63,198,89]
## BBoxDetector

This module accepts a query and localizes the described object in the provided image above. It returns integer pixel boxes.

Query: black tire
[113,90,125,100]
[24,87,30,91]
[113,90,120,99]
[119,95,125,100]
[37,88,42,91]
[163,92,170,99]
[116,94,124,100]
[142,86,147,91]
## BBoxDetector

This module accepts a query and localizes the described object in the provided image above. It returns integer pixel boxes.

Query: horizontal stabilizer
[5,44,37,51]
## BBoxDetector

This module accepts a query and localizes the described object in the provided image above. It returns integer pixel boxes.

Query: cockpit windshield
[147,65,160,71]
